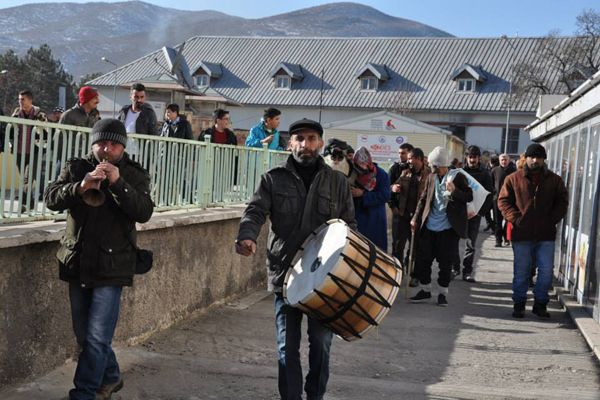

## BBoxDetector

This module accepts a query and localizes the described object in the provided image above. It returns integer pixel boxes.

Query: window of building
[275,75,291,89]
[501,128,520,154]
[196,74,209,88]
[360,76,378,91]
[457,78,475,92]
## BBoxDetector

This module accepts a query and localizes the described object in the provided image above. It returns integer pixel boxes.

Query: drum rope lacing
[299,232,401,339]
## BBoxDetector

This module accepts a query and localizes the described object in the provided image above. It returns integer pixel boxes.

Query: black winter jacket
[118,104,158,135]
[491,163,517,200]
[160,115,193,140]
[387,161,409,209]
[44,153,154,288]
[462,163,494,216]
[237,155,357,291]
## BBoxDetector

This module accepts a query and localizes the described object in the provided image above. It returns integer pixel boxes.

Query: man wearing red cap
[60,86,101,128]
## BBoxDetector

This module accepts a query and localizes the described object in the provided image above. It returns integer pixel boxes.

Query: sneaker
[437,294,448,307]
[512,302,525,318]
[462,274,476,283]
[410,290,431,303]
[504,241,511,247]
[495,241,502,248]
[96,378,124,399]
[408,277,420,287]
[532,302,550,318]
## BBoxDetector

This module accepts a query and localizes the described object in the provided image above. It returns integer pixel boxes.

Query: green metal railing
[0,116,289,222]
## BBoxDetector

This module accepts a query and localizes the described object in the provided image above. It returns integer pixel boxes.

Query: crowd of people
[0,82,570,400]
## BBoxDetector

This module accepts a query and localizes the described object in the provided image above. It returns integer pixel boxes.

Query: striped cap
[90,118,127,148]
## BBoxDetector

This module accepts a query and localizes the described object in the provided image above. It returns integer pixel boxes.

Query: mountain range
[0,1,452,77]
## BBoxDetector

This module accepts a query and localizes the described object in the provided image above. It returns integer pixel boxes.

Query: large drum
[283,219,402,341]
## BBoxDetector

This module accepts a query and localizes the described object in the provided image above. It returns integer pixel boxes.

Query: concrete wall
[0,207,269,387]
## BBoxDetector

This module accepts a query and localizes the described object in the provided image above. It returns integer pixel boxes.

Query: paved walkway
[2,232,600,400]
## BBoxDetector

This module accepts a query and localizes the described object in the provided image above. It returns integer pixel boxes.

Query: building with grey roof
[89,36,597,155]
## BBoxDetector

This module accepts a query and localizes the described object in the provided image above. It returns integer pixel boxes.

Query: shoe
[462,274,476,283]
[495,241,502,248]
[437,294,448,307]
[408,277,420,287]
[504,241,511,247]
[512,302,525,318]
[410,290,431,303]
[96,378,124,399]
[532,302,550,318]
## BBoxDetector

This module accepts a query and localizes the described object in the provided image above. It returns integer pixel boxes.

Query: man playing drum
[235,118,356,400]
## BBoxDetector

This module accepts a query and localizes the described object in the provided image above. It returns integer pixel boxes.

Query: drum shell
[285,219,401,341]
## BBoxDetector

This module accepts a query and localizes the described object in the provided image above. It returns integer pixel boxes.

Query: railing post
[202,135,214,207]
[262,143,269,174]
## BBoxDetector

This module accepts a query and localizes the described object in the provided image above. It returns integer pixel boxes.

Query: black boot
[532,302,550,318]
[512,302,525,318]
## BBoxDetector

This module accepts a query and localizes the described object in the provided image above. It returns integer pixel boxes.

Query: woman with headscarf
[351,147,391,250]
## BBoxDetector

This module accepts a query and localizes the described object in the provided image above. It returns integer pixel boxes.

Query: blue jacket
[245,121,284,150]
[354,165,391,251]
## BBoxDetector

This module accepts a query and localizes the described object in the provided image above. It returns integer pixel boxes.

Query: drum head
[286,221,348,306]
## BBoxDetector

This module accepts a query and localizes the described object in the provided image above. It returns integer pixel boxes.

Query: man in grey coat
[236,118,356,400]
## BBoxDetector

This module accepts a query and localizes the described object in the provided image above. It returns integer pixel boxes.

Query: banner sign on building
[356,134,408,161]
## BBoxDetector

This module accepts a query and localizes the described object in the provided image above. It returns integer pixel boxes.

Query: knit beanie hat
[79,86,98,105]
[91,118,127,148]
[524,143,547,159]
[428,146,449,167]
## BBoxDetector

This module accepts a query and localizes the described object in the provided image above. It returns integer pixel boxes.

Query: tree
[511,9,600,103]
[575,8,600,71]
[0,44,74,115]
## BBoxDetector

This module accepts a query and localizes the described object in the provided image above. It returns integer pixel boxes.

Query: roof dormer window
[355,63,389,92]
[451,63,486,93]
[457,78,475,92]
[270,62,303,91]
[275,75,291,90]
[192,61,223,89]
[196,74,210,88]
[360,76,378,91]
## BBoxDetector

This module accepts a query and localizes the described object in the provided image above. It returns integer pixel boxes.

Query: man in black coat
[456,145,494,282]
[491,153,516,247]
[118,83,158,136]
[160,103,193,140]
[236,118,356,400]
[44,119,153,400]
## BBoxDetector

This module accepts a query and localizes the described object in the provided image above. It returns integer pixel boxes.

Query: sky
[1,0,598,38]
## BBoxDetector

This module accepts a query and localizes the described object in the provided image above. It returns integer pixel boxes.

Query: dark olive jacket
[59,103,101,128]
[412,171,473,238]
[498,166,568,242]
[237,155,357,291]
[44,153,154,288]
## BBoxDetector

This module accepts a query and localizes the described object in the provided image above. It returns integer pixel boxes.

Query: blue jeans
[68,283,122,400]
[274,293,333,400]
[512,241,555,305]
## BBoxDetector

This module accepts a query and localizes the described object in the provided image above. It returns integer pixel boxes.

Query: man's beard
[293,148,319,165]
[528,162,542,171]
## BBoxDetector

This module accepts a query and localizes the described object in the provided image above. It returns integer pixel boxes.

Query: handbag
[135,248,154,274]
[121,221,154,275]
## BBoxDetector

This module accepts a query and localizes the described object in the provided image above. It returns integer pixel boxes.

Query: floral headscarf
[353,147,377,191]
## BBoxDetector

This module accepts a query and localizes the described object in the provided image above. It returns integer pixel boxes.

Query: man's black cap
[466,145,481,157]
[525,143,547,159]
[289,118,323,137]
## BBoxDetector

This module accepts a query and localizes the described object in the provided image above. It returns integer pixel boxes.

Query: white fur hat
[428,146,449,167]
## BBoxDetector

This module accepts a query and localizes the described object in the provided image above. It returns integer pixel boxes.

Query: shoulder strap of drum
[330,170,338,218]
